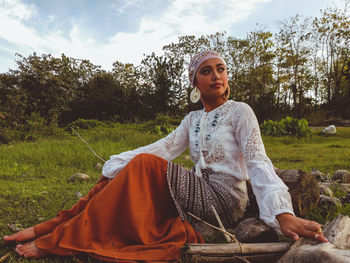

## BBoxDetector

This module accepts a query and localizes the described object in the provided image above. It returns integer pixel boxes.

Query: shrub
[138,114,181,136]
[260,116,312,137]
[67,119,107,130]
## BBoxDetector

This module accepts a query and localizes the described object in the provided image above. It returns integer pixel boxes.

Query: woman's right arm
[102,113,192,178]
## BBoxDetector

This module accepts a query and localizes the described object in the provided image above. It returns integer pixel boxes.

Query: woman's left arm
[235,103,327,242]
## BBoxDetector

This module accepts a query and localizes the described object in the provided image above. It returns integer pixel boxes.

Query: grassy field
[0,125,349,262]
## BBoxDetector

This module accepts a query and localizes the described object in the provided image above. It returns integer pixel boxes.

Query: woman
[3,50,327,261]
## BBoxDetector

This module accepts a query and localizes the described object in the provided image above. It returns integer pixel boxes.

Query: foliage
[137,114,180,136]
[67,118,107,131]
[260,116,312,137]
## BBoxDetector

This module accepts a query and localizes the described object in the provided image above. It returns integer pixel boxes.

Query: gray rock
[318,184,334,197]
[333,170,350,183]
[278,214,350,263]
[275,169,320,217]
[317,195,343,220]
[311,168,328,182]
[234,218,278,243]
[319,195,342,207]
[322,125,336,135]
[69,173,90,181]
[76,191,84,198]
[319,183,350,194]
[323,214,350,249]
[278,238,350,263]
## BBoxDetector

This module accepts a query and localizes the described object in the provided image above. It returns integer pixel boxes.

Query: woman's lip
[211,83,223,88]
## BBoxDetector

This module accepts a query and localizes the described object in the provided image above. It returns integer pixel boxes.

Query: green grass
[263,127,350,175]
[1,125,350,262]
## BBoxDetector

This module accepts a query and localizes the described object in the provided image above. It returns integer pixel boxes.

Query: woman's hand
[276,213,328,242]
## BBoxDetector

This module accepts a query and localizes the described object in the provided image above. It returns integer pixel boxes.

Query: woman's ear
[193,77,197,86]
[224,86,230,99]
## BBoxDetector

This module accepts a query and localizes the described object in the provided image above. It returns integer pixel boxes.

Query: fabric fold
[34,153,203,262]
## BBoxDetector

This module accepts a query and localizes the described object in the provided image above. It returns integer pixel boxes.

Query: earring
[190,87,201,103]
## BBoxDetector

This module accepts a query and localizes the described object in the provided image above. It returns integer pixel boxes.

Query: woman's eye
[218,67,225,72]
[201,69,210,74]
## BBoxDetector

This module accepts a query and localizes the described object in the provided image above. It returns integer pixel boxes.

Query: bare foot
[16,241,48,258]
[3,226,35,242]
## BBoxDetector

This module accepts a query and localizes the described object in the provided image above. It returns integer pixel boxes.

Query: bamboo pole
[187,212,237,241]
[188,252,283,263]
[211,205,234,243]
[0,252,11,263]
[185,242,291,255]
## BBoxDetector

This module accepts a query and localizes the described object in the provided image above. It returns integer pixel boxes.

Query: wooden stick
[190,255,251,263]
[187,212,237,241]
[71,127,106,163]
[210,205,232,243]
[210,205,241,245]
[185,242,291,255]
[0,252,11,263]
[188,253,283,263]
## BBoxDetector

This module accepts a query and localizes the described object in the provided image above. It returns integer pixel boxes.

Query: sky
[0,0,347,73]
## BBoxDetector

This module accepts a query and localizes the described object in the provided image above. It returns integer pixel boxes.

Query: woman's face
[195,58,228,102]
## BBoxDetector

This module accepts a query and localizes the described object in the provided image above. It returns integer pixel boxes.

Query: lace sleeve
[235,103,294,233]
[102,113,191,178]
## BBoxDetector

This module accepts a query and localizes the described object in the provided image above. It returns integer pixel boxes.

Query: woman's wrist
[276,212,294,222]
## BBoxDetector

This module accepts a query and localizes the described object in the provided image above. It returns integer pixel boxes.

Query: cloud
[0,0,35,20]
[106,0,274,65]
[111,0,146,14]
[0,0,274,72]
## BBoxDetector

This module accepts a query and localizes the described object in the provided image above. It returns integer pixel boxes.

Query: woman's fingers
[285,229,299,241]
[291,224,328,242]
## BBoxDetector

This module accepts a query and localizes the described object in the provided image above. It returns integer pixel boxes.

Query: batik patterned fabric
[166,162,247,228]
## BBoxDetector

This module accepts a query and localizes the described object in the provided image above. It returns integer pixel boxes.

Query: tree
[112,61,143,122]
[73,71,126,121]
[139,53,185,119]
[312,6,350,117]
[276,15,313,118]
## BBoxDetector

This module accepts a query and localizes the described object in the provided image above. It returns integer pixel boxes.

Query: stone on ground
[234,218,279,243]
[278,214,350,263]
[318,183,333,197]
[322,125,336,135]
[333,170,350,183]
[69,173,90,181]
[275,169,320,217]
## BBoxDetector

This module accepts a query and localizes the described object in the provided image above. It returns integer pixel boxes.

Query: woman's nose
[212,70,220,80]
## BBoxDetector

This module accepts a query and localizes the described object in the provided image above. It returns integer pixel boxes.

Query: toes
[16,245,24,255]
[15,241,47,258]
[16,243,30,255]
[3,234,16,241]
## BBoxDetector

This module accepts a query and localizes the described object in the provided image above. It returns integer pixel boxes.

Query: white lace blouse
[102,100,294,232]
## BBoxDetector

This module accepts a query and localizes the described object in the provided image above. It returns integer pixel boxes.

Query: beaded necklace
[194,111,220,177]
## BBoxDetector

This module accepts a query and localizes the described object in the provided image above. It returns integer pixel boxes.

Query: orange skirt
[33,153,203,262]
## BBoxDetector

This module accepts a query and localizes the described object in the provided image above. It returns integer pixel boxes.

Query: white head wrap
[188,50,226,86]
